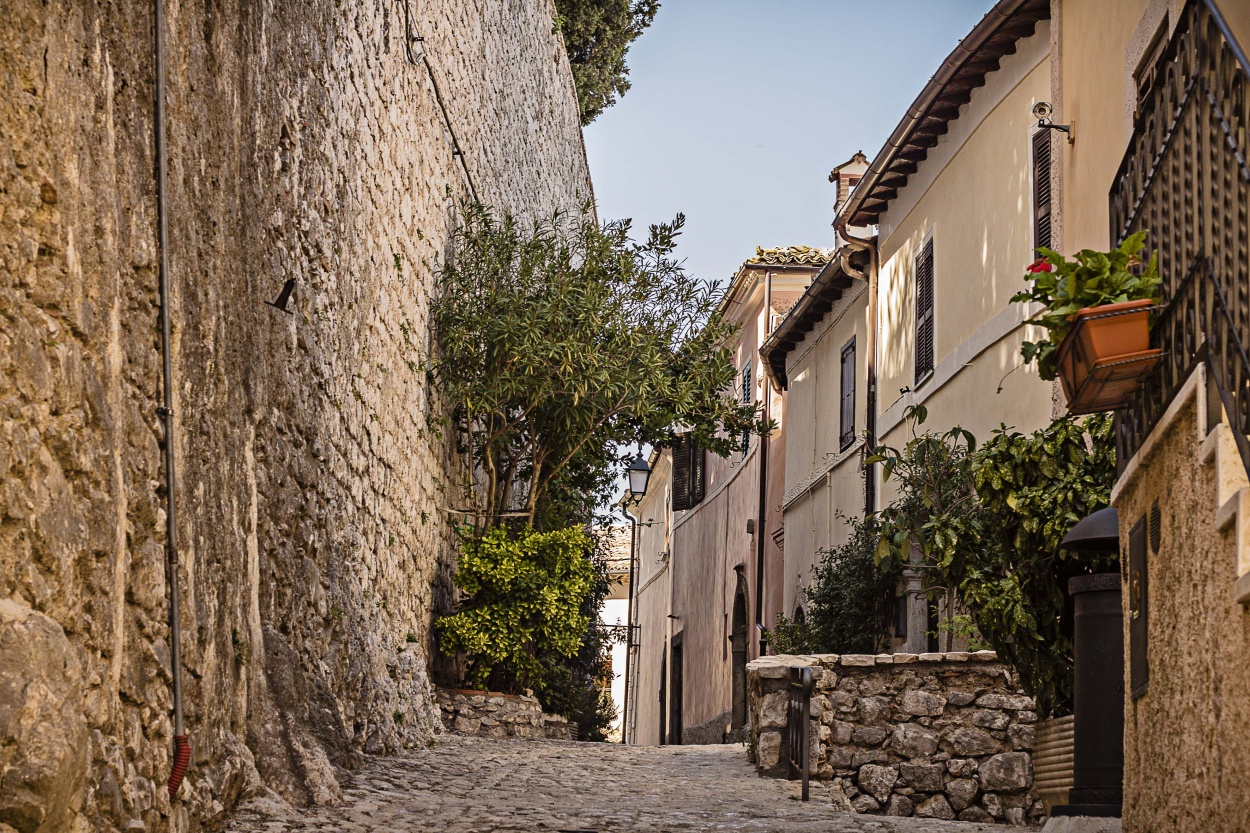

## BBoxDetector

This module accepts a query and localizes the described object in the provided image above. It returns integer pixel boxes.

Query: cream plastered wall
[665,270,808,737]
[780,284,870,620]
[875,25,1054,479]
[629,449,672,746]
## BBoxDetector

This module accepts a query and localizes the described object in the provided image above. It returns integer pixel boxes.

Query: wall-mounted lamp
[627,453,652,500]
[1032,101,1073,139]
[266,278,296,314]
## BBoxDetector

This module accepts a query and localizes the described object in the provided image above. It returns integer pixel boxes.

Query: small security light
[627,454,652,499]
[266,278,296,314]
[1033,101,1071,135]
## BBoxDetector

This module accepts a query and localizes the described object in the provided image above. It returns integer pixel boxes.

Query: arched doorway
[731,566,750,734]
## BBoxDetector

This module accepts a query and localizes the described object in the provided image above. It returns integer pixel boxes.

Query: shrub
[436,525,595,694]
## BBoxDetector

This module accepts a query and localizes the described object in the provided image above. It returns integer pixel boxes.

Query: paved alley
[226,736,1023,832]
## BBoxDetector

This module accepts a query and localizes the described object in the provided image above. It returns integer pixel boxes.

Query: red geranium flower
[1027,258,1054,274]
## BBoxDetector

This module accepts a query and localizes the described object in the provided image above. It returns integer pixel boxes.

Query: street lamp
[621,451,651,744]
[627,454,652,499]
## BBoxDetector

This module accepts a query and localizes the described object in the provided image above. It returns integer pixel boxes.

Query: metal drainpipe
[154,0,190,798]
[754,271,772,653]
[621,503,638,743]
[835,222,878,518]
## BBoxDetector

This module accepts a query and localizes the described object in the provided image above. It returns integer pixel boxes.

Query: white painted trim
[878,300,1044,439]
[1111,364,1207,504]
[782,437,865,510]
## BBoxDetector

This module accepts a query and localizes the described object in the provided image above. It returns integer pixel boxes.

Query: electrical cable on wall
[403,0,479,203]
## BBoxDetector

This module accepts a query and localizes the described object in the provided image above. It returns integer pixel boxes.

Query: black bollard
[1053,572,1124,817]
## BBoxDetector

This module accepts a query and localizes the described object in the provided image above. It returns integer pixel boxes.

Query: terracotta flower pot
[1056,299,1161,415]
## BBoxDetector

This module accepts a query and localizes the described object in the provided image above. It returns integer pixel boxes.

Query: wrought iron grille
[1110,0,1250,476]
[786,666,813,801]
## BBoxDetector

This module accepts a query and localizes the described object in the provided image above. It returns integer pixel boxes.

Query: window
[1032,130,1053,253]
[741,361,753,457]
[670,435,706,512]
[914,237,935,383]
[839,337,856,450]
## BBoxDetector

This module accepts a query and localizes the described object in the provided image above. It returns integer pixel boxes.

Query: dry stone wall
[436,688,574,741]
[748,653,1043,825]
[0,1,590,831]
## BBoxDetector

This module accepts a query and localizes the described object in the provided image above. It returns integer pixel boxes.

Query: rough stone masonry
[748,653,1043,825]
[0,1,591,831]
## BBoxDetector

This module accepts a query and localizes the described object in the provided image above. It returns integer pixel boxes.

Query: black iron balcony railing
[1110,0,1250,476]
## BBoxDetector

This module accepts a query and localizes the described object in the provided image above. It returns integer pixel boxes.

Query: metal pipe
[620,504,638,743]
[754,271,772,652]
[835,221,878,517]
[154,0,190,798]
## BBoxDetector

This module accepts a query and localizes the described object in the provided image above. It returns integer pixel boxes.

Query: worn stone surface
[224,736,1024,832]
[748,653,1043,825]
[0,2,590,831]
[436,688,572,741]
[0,599,88,832]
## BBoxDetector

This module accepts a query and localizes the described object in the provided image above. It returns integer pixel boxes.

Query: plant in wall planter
[1013,232,1163,414]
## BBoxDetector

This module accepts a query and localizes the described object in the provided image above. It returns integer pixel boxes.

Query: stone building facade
[0,1,590,831]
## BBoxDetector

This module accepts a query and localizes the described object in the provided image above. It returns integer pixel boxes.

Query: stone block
[900,689,946,716]
[757,731,782,769]
[899,762,944,792]
[857,764,898,802]
[979,751,1032,792]
[890,723,940,758]
[840,654,876,667]
[850,794,880,813]
[859,695,891,723]
[970,709,1010,729]
[946,758,978,777]
[975,693,1033,711]
[944,727,1000,757]
[831,721,855,744]
[1008,723,1034,750]
[885,794,915,816]
[958,805,994,822]
[852,726,888,745]
[945,777,979,810]
[914,794,955,819]
[891,653,919,664]
[758,691,789,730]
[945,690,976,707]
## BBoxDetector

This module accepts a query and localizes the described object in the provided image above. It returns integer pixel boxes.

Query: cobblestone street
[226,736,1022,832]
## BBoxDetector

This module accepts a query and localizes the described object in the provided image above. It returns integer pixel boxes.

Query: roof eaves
[837,0,1050,228]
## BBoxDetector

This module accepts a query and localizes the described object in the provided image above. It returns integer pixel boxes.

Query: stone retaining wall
[436,688,574,741]
[748,652,1043,825]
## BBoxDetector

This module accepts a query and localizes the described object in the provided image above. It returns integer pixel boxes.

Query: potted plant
[1013,232,1163,413]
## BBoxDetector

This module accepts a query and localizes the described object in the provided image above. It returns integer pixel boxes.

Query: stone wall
[436,688,574,741]
[748,653,1043,825]
[0,1,590,831]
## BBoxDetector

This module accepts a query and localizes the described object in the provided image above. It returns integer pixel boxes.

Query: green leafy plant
[554,0,660,124]
[869,408,1117,716]
[436,525,595,694]
[1013,232,1161,379]
[765,514,901,655]
[432,200,765,530]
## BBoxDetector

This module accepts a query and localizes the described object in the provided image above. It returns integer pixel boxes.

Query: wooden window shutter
[741,362,753,456]
[690,439,706,506]
[840,337,856,449]
[1033,130,1053,253]
[914,238,935,382]
[671,436,692,511]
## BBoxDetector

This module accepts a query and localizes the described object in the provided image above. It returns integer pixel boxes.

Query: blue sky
[583,0,998,285]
